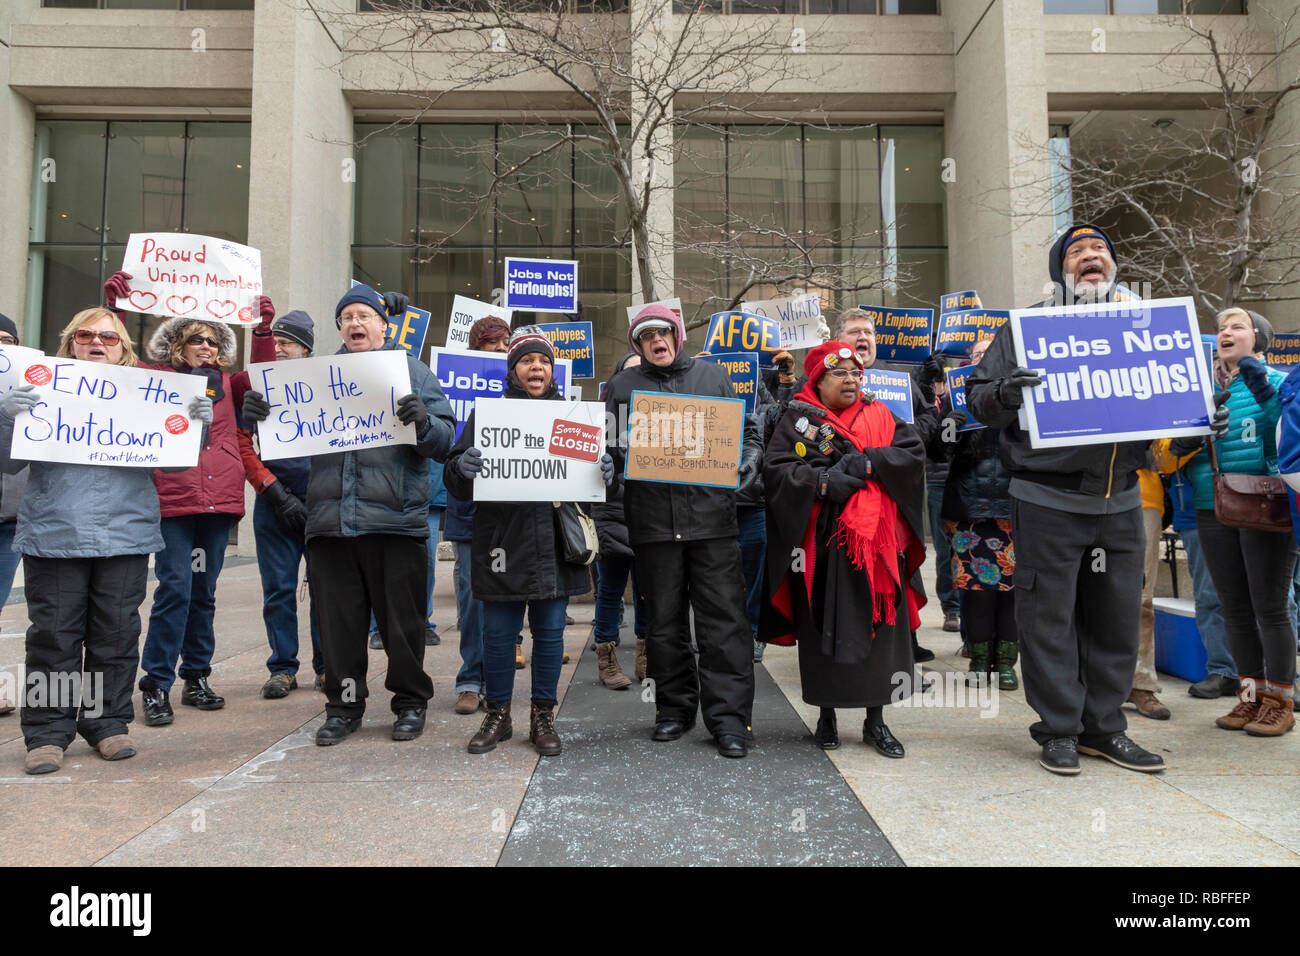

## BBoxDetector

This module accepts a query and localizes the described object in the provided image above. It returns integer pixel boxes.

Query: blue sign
[428,346,570,439]
[503,257,578,313]
[940,290,982,315]
[537,321,594,379]
[933,309,1010,357]
[699,352,760,412]
[704,311,781,356]
[1267,332,1300,373]
[1011,298,1214,448]
[387,306,430,356]
[859,305,932,365]
[860,368,914,425]
[945,365,985,432]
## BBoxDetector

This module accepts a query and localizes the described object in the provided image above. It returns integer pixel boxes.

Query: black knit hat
[0,313,19,345]
[272,310,314,352]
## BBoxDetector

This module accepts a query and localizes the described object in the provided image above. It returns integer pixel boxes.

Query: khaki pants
[1135,506,1163,693]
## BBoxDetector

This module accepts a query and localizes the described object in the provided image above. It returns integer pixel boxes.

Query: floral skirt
[942,517,1015,592]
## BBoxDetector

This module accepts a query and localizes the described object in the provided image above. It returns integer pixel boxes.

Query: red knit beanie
[804,340,863,391]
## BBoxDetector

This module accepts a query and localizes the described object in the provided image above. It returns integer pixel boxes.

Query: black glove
[996,367,1043,409]
[1209,393,1231,440]
[1236,355,1276,404]
[920,355,946,386]
[828,451,869,481]
[395,393,427,429]
[263,481,307,535]
[383,291,410,318]
[1168,435,1205,457]
[941,408,967,432]
[243,390,271,424]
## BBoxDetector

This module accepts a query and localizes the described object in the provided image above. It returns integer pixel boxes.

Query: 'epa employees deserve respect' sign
[472,398,607,503]
[247,350,415,460]
[1011,297,1214,449]
[9,358,205,467]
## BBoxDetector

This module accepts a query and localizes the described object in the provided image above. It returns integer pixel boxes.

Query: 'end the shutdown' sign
[503,257,578,314]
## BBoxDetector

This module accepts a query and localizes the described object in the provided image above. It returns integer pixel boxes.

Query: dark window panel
[28,245,105,355]
[31,121,106,244]
[416,124,494,248]
[183,122,250,241]
[105,121,185,240]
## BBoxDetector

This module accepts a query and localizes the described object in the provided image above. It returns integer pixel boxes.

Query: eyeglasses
[339,311,379,326]
[73,329,122,345]
[636,328,672,344]
[186,335,220,348]
[0,335,16,346]
[825,368,862,381]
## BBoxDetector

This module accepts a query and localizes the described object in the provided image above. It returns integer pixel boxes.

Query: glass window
[355,123,419,247]
[885,248,947,310]
[184,123,250,241]
[1113,0,1243,11]
[31,121,106,244]
[104,122,185,241]
[29,246,104,355]
[674,126,727,246]
[883,0,938,11]
[104,0,177,7]
[726,126,802,248]
[805,126,880,246]
[573,128,629,248]
[414,247,494,359]
[1043,0,1107,11]
[417,124,494,247]
[880,125,945,247]
[497,128,572,248]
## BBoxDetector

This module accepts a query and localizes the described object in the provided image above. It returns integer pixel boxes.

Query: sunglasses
[186,335,220,348]
[636,327,672,344]
[73,329,122,345]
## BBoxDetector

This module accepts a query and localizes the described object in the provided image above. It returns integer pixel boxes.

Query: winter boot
[1243,690,1295,737]
[596,642,632,690]
[529,702,563,756]
[967,642,992,686]
[634,639,648,683]
[995,640,1019,691]
[1215,682,1259,731]
[467,702,512,753]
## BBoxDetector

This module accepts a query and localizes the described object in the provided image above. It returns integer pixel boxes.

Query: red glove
[256,295,275,333]
[104,271,132,314]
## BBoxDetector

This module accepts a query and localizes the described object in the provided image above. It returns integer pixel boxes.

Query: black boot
[814,707,839,750]
[141,684,174,727]
[181,676,225,710]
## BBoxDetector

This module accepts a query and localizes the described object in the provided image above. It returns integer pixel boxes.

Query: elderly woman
[137,316,246,726]
[761,340,926,755]
[4,308,210,773]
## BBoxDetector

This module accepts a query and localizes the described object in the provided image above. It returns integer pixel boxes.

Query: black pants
[1195,510,1298,686]
[961,589,1016,646]
[634,537,755,738]
[1012,499,1144,745]
[308,534,434,718]
[22,554,148,750]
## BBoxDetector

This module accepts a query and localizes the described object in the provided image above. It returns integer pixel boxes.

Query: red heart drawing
[206,299,237,320]
[237,307,255,324]
[126,290,158,312]
[165,295,198,316]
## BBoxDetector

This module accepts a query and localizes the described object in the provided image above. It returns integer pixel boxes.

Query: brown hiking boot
[529,702,562,756]
[24,745,64,775]
[455,691,483,715]
[1129,689,1171,720]
[261,673,297,699]
[1215,684,1260,730]
[468,702,512,754]
[596,643,632,690]
[95,735,136,761]
[1244,690,1295,737]
[515,645,525,670]
[634,639,647,683]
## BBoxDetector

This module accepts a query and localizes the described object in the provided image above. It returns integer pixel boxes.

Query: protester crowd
[4,219,1297,776]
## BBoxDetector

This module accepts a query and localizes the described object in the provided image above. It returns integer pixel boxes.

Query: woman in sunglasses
[136,317,246,727]
[6,308,212,773]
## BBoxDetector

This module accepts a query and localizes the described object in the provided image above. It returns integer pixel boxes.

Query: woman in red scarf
[761,341,927,755]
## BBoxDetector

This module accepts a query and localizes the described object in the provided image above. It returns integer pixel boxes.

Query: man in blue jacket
[243,283,456,746]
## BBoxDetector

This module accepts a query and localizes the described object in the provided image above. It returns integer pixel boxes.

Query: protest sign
[940,290,982,315]
[472,398,606,503]
[387,306,430,356]
[698,352,760,412]
[428,346,572,439]
[1011,297,1214,449]
[247,350,415,460]
[1266,332,1300,372]
[741,292,824,351]
[537,321,595,379]
[857,306,933,364]
[119,233,262,324]
[704,311,781,357]
[0,345,47,394]
[860,368,915,424]
[626,298,682,324]
[945,365,985,432]
[446,295,513,350]
[8,357,204,467]
[503,257,578,313]
[933,309,1010,357]
[625,391,744,489]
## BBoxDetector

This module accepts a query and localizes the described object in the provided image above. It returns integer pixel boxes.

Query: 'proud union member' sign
[503,258,578,313]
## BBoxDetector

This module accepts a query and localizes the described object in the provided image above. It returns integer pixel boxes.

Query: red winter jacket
[151,365,247,519]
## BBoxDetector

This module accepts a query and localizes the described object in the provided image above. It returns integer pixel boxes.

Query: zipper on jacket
[1105,442,1117,498]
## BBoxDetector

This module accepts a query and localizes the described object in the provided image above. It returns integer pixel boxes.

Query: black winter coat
[939,398,1013,522]
[736,376,783,510]
[443,381,592,603]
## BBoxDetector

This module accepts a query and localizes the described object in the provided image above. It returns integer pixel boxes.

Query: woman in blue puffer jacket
[1174,308,1295,737]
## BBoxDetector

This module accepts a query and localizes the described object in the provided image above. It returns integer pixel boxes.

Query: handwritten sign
[247,350,415,460]
[119,233,262,325]
[626,298,682,324]
[388,306,431,356]
[940,290,982,315]
[933,309,1010,358]
[428,346,572,440]
[704,311,781,357]
[857,306,933,364]
[698,352,760,412]
[625,391,744,489]
[860,368,915,424]
[1267,332,1300,372]
[473,398,606,503]
[741,292,824,351]
[8,358,204,467]
[945,365,984,432]
[447,295,513,351]
[0,346,47,394]
[537,321,595,379]
[504,257,578,313]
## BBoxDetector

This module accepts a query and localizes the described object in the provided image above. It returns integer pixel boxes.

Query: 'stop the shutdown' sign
[503,257,578,314]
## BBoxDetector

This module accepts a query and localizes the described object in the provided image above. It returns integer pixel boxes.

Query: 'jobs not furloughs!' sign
[119,233,263,325]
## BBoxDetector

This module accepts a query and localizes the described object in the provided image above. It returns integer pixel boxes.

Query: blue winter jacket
[1276,364,1300,546]
[1185,364,1286,511]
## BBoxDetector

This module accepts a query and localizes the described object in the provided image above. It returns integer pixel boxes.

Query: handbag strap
[1208,438,1221,478]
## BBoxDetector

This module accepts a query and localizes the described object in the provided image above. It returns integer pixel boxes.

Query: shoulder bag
[1209,441,1292,533]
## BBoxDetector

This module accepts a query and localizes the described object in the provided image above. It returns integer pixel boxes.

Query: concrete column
[0,1,39,330]
[944,0,1054,310]
[629,0,674,304]
[1255,0,1300,328]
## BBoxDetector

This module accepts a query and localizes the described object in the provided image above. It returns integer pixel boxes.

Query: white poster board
[0,345,47,394]
[446,295,513,350]
[118,233,263,325]
[473,398,606,503]
[740,291,824,350]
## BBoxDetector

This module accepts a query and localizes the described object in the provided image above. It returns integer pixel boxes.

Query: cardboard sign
[857,306,933,364]
[1266,332,1300,372]
[8,358,204,467]
[1011,297,1214,449]
[626,298,683,324]
[388,306,431,356]
[247,350,415,460]
[860,368,915,424]
[0,345,47,394]
[940,290,982,315]
[427,346,572,440]
[447,295,513,351]
[472,398,606,503]
[503,257,578,313]
[537,321,595,379]
[933,309,1010,358]
[704,311,781,356]
[698,352,760,412]
[741,292,824,351]
[624,391,744,488]
[945,365,985,432]
[119,233,262,325]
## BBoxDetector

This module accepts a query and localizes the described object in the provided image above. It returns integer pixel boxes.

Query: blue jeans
[593,554,645,644]
[254,495,323,677]
[737,507,766,638]
[1182,528,1234,677]
[141,513,235,692]
[370,508,443,639]
[0,521,21,611]
[454,541,484,694]
[482,596,567,706]
[927,483,958,615]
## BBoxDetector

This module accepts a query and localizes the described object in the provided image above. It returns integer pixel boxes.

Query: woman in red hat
[761,340,927,755]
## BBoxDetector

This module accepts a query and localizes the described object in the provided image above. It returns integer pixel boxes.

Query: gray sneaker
[752,639,766,662]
